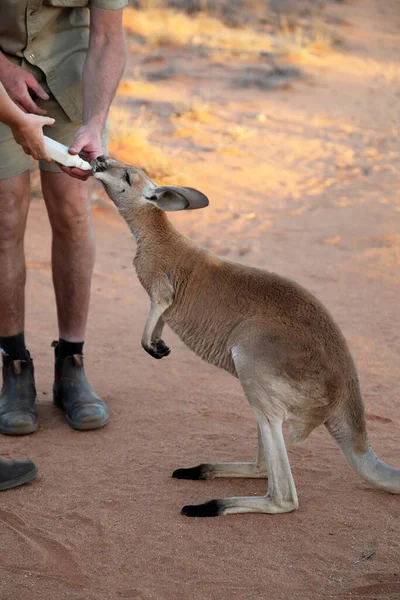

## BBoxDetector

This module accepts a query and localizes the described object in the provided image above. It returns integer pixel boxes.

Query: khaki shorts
[0,61,108,180]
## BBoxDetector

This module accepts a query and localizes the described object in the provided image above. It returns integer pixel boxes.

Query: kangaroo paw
[143,339,171,359]
[172,465,208,480]
[181,500,222,518]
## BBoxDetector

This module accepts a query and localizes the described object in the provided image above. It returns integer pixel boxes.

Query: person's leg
[41,171,95,342]
[33,75,109,430]
[0,169,38,435]
[0,172,30,338]
[40,170,108,430]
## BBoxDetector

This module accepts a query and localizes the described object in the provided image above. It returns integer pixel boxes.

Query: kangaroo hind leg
[172,423,267,480]
[181,349,299,517]
[181,414,298,517]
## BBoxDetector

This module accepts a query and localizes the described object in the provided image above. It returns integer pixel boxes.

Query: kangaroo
[92,155,400,517]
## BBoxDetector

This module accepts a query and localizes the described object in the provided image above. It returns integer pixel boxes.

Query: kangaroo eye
[123,171,131,185]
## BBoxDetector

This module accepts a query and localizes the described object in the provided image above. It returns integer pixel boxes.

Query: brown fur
[93,156,400,517]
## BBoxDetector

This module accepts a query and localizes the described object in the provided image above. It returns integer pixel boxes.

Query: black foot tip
[144,340,171,360]
[172,465,206,480]
[181,500,221,518]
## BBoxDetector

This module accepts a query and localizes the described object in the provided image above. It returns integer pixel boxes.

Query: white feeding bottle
[43,136,92,171]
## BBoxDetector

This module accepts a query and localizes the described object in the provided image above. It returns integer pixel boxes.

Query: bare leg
[41,171,107,430]
[173,423,267,480]
[40,171,94,341]
[0,172,38,435]
[0,172,30,337]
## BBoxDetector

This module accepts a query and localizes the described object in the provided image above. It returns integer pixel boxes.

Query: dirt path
[1,1,400,599]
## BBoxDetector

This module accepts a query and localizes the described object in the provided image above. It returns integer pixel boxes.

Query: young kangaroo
[92,155,400,517]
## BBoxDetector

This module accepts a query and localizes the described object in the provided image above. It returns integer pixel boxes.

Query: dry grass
[123,7,274,56]
[274,14,333,59]
[108,106,178,184]
[123,6,334,61]
[226,125,256,141]
[173,97,213,122]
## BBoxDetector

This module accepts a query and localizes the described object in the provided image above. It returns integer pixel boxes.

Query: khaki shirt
[0,0,128,121]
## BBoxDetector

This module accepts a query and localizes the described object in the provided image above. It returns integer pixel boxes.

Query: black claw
[144,347,163,359]
[143,340,171,360]
[155,340,170,355]
[181,500,222,518]
[172,465,207,480]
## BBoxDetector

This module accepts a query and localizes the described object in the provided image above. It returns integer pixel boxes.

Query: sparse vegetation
[111,1,336,185]
[123,7,274,56]
[125,1,335,59]
[108,106,178,184]
[173,97,213,122]
[226,125,256,142]
[274,14,333,59]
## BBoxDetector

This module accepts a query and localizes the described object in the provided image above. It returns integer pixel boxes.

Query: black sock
[0,332,30,362]
[56,339,84,360]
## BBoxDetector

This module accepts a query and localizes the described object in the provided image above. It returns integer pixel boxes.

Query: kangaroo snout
[91,156,152,212]
[91,155,117,173]
[91,156,107,172]
[93,156,209,215]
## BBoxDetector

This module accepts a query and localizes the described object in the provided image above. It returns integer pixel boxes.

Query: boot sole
[54,396,109,431]
[0,466,38,491]
[0,422,39,436]
[66,414,109,431]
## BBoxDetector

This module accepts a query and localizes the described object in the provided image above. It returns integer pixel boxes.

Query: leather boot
[53,353,109,431]
[0,456,38,491]
[0,358,38,435]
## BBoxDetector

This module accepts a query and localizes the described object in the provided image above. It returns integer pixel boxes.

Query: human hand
[0,60,49,115]
[57,122,103,181]
[11,113,55,162]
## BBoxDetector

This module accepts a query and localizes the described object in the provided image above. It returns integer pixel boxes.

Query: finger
[22,146,39,161]
[72,148,101,162]
[72,167,92,179]
[84,150,102,161]
[27,77,49,101]
[57,164,75,176]
[19,92,47,116]
[56,164,69,174]
[70,167,92,181]
[41,117,55,127]
[30,150,40,161]
[37,145,52,162]
[56,163,92,181]
[68,138,87,155]
[78,150,90,161]
[27,145,44,161]
[15,102,28,114]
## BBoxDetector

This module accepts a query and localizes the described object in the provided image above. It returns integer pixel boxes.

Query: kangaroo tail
[326,395,400,495]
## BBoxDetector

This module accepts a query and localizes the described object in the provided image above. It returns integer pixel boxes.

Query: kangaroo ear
[145,186,209,212]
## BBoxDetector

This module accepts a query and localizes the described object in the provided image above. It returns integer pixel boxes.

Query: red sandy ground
[0,1,399,598]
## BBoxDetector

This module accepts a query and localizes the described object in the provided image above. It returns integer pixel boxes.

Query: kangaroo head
[91,156,209,213]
